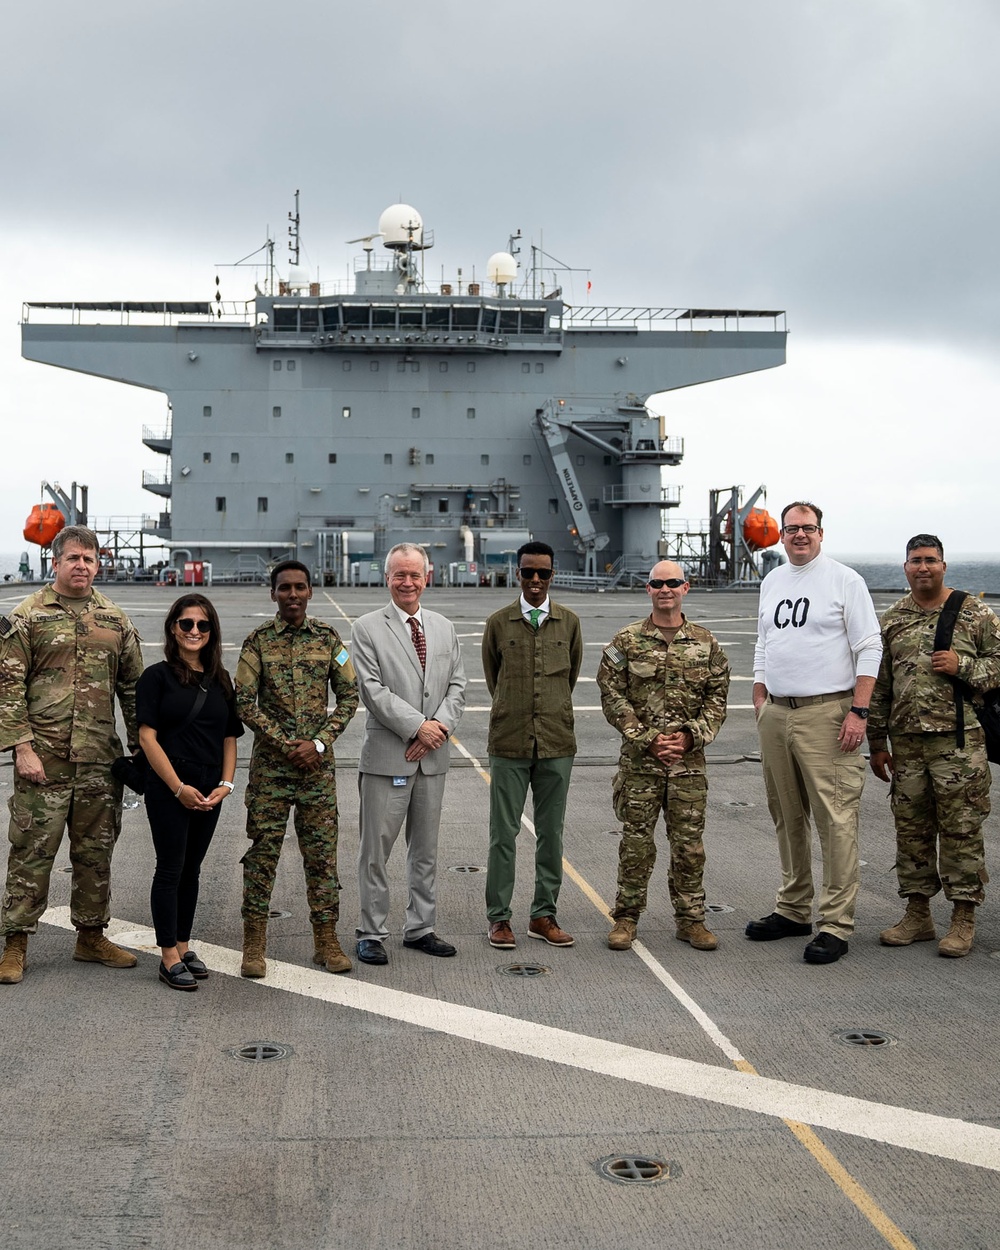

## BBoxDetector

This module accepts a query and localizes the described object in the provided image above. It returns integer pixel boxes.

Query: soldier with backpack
[868,534,1000,957]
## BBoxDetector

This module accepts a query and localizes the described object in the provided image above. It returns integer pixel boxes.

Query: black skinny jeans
[146,759,223,948]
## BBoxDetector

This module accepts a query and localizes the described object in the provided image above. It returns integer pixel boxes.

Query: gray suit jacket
[351,605,467,776]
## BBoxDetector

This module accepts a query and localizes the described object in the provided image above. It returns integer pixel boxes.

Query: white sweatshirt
[753,554,882,697]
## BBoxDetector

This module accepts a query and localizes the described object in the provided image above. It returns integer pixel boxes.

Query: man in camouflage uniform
[0,525,143,984]
[597,560,730,951]
[868,534,1000,957]
[235,560,359,978]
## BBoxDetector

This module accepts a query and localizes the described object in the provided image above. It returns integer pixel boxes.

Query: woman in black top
[137,594,243,990]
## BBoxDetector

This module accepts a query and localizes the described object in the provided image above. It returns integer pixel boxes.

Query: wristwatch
[850,706,869,719]
[312,739,326,754]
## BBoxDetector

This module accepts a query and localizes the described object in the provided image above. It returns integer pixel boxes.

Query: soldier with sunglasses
[598,561,730,952]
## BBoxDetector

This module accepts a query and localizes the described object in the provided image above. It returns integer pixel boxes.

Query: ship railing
[395,513,524,528]
[563,306,786,333]
[21,301,252,326]
[142,471,171,488]
[603,484,681,506]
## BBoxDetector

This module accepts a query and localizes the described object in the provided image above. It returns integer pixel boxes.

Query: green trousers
[486,755,574,923]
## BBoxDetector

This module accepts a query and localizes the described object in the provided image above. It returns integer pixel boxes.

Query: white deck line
[41,904,1000,1174]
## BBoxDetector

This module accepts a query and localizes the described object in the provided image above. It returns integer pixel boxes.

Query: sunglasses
[518,567,554,580]
[176,618,211,633]
[647,578,686,589]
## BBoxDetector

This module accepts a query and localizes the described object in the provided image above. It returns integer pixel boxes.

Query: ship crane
[535,403,610,576]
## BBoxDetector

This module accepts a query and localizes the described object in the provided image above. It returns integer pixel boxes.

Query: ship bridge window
[425,453,434,465]
[412,407,420,419]
[287,360,296,371]
[372,307,396,328]
[321,307,341,331]
[521,310,546,333]
[548,499,559,514]
[342,406,351,419]
[272,360,282,371]
[452,307,479,330]
[521,362,530,374]
[258,497,268,512]
[328,453,337,463]
[300,308,319,331]
[467,408,476,420]
[500,309,520,332]
[285,453,294,464]
[384,454,392,465]
[426,307,449,329]
[231,452,240,464]
[274,307,298,332]
[439,361,449,373]
[399,307,424,328]
[203,405,212,417]
[480,306,500,334]
[216,497,226,512]
[535,362,544,373]
[203,452,211,464]
[480,454,489,465]
[342,306,369,329]
[342,360,352,372]
[438,498,449,513]
[273,406,282,418]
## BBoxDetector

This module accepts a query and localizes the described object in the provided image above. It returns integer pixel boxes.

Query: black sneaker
[745,911,813,941]
[803,932,848,964]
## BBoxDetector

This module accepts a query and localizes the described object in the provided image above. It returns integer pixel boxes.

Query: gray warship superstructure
[20,203,786,583]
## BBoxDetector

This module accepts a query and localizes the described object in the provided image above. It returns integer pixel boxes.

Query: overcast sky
[3,0,998,558]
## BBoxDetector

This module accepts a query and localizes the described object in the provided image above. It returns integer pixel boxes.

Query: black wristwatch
[850,706,869,719]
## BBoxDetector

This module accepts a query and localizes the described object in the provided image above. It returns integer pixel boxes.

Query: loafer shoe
[159,960,198,991]
[356,939,388,965]
[488,920,516,949]
[527,916,574,947]
[803,932,848,964]
[181,950,208,979]
[403,932,457,957]
[745,911,813,941]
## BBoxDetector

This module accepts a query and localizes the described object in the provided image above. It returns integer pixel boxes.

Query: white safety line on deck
[40,905,1000,1181]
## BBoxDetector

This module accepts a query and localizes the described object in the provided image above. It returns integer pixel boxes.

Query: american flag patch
[603,644,625,666]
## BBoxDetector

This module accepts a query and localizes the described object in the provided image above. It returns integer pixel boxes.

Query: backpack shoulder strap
[932,590,969,748]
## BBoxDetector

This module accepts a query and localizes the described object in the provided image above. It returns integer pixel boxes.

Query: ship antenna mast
[288,189,301,266]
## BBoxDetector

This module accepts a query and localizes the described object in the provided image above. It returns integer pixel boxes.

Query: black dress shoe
[745,911,813,941]
[403,932,457,957]
[181,950,208,979]
[803,932,848,964]
[356,939,388,965]
[159,960,198,991]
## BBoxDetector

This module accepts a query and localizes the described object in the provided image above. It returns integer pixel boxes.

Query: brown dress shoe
[527,916,574,947]
[488,920,516,949]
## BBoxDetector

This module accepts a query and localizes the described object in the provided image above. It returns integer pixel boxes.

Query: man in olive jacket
[482,542,583,949]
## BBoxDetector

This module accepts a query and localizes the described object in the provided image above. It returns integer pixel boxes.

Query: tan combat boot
[938,901,976,958]
[241,916,268,978]
[0,932,28,984]
[879,895,935,946]
[608,918,637,951]
[312,921,352,974]
[676,920,718,951]
[73,926,138,968]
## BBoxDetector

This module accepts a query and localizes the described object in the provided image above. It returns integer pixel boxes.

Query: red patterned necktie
[407,616,426,668]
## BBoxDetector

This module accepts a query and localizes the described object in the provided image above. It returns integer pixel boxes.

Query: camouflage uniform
[597,616,730,923]
[0,588,142,933]
[235,615,359,925]
[869,593,1000,903]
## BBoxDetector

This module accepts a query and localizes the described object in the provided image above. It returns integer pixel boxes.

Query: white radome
[487,251,517,285]
[378,203,423,248]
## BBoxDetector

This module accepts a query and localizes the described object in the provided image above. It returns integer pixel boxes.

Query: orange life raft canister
[23,503,66,547]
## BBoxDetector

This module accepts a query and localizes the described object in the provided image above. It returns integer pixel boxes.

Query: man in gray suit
[351,543,467,964]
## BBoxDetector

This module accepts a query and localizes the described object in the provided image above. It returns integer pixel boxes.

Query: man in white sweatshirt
[746,501,882,964]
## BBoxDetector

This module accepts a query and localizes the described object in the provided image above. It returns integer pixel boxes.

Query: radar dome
[378,203,423,249]
[487,252,517,285]
[288,265,310,290]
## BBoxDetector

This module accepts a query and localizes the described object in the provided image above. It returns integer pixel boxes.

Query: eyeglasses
[518,567,554,580]
[906,557,942,566]
[648,578,686,589]
[782,524,820,535]
[176,618,211,633]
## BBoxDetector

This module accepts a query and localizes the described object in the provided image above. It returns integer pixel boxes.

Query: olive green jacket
[482,600,583,758]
